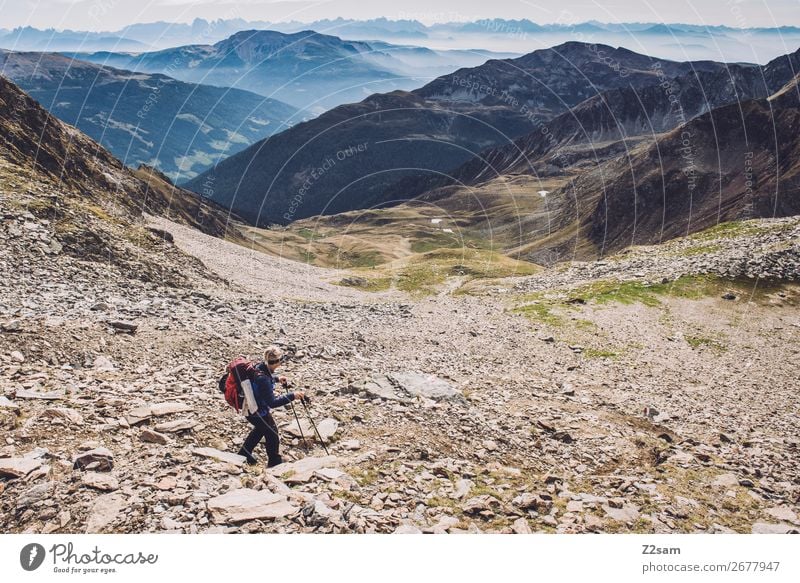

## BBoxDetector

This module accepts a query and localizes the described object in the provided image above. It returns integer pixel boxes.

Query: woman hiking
[237,346,305,467]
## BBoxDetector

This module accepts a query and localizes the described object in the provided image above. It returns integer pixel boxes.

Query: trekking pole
[282,382,309,450]
[300,397,329,456]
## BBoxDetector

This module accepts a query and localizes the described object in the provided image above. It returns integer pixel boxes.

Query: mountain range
[5,19,800,63]
[2,36,798,270]
[0,51,298,181]
[183,42,739,226]
[216,43,799,268]
[72,30,517,113]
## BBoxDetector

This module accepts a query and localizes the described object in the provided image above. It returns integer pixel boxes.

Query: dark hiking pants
[242,412,282,467]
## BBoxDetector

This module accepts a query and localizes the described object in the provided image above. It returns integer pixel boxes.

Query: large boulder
[0,456,43,479]
[193,447,246,465]
[207,489,297,524]
[347,372,466,404]
[268,456,342,484]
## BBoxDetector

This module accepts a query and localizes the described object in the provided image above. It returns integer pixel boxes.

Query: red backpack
[217,357,264,413]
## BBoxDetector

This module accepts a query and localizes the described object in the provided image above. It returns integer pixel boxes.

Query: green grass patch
[688,220,773,241]
[410,230,493,254]
[675,243,722,257]
[513,302,563,326]
[396,263,446,296]
[582,348,618,359]
[410,237,460,254]
[295,227,317,241]
[566,275,793,307]
[348,466,381,487]
[395,248,538,296]
[571,280,664,306]
[573,318,597,330]
[332,250,383,269]
[685,334,726,352]
[425,496,460,510]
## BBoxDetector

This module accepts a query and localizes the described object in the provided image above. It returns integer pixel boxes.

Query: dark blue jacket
[252,363,294,417]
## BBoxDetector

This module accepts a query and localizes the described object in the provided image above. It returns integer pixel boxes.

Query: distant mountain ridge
[0,51,298,181]
[72,30,415,113]
[6,19,800,63]
[184,41,736,226]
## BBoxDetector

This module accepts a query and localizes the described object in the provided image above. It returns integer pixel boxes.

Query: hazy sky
[1,0,798,31]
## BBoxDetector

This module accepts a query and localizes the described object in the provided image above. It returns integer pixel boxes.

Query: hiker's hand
[278,375,288,386]
[294,391,305,402]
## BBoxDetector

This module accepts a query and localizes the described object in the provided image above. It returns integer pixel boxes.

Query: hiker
[236,346,305,467]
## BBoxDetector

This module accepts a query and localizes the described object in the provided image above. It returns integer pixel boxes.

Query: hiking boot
[237,448,258,465]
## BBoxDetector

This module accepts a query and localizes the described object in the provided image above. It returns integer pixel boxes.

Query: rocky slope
[0,51,298,181]
[1,203,798,534]
[0,75,240,269]
[583,98,800,255]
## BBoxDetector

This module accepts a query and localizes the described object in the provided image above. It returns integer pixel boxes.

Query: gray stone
[41,408,84,425]
[107,320,138,334]
[315,418,339,442]
[348,375,403,401]
[150,402,193,417]
[126,405,153,425]
[712,473,740,487]
[140,429,169,445]
[348,372,466,404]
[512,517,532,534]
[10,350,24,362]
[0,456,43,478]
[127,402,194,426]
[453,479,473,500]
[512,493,544,510]
[207,489,297,523]
[16,481,56,508]
[85,493,127,533]
[764,507,799,524]
[193,447,246,465]
[269,456,341,484]
[0,396,19,410]
[283,417,338,442]
[154,418,197,433]
[93,355,116,371]
[340,440,361,451]
[603,503,640,523]
[73,448,114,471]
[387,372,466,403]
[0,320,22,333]
[393,524,422,534]
[463,495,502,514]
[566,500,584,512]
[82,472,120,492]
[15,388,65,400]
